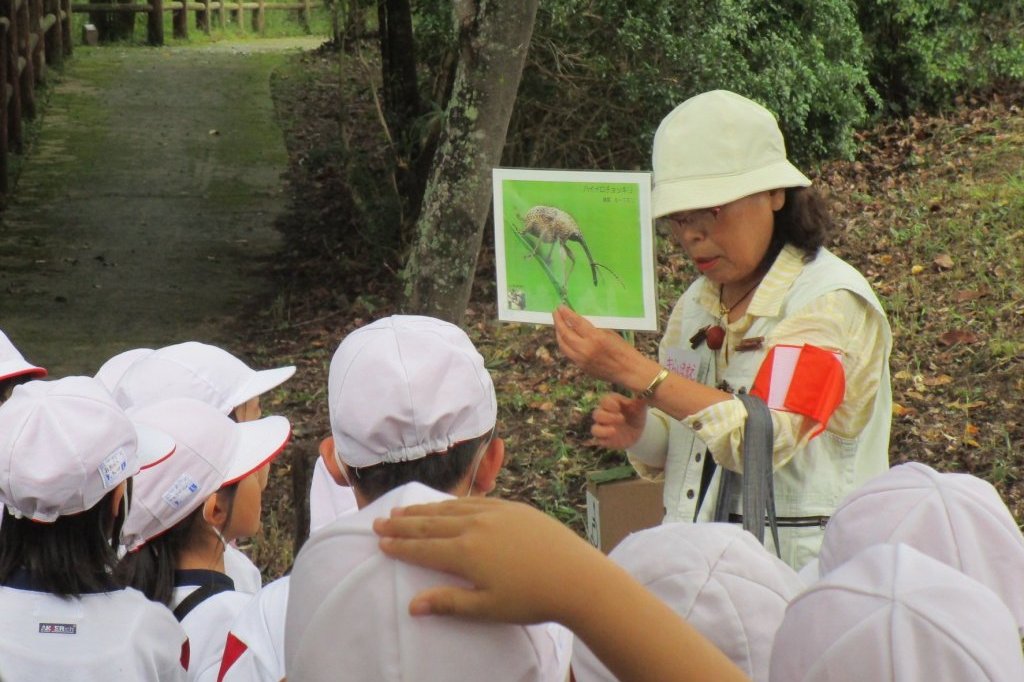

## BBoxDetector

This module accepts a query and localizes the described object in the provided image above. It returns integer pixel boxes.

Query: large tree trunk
[401,0,539,324]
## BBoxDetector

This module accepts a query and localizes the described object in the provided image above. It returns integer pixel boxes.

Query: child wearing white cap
[0,329,47,401]
[552,90,892,570]
[572,522,802,682]
[770,543,1024,681]
[222,315,566,682]
[106,340,304,594]
[0,377,188,681]
[115,397,290,681]
[813,460,1024,632]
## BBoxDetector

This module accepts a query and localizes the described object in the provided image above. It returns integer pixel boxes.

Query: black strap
[173,581,234,622]
[713,393,781,557]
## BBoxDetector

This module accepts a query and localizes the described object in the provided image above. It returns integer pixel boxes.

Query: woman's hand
[590,392,647,450]
[553,306,656,389]
[373,497,606,626]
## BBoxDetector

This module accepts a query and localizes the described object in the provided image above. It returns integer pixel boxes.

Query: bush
[857,0,1024,114]
[499,0,875,168]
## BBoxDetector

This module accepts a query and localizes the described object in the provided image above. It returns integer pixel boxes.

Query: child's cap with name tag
[0,376,174,522]
[122,397,290,550]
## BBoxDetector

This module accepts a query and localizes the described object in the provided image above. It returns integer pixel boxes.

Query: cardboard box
[586,465,665,553]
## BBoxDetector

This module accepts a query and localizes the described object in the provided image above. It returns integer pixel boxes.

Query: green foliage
[501,0,874,167]
[857,0,1024,113]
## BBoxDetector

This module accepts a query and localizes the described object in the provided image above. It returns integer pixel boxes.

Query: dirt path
[0,37,323,376]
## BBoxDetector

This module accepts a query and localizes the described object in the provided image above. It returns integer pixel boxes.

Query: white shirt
[223,544,263,595]
[308,457,358,534]
[0,574,188,681]
[172,570,253,682]
[217,575,289,682]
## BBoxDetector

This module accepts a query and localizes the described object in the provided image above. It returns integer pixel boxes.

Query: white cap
[572,523,803,682]
[770,543,1024,682]
[818,461,1024,632]
[94,348,154,391]
[651,90,811,217]
[122,397,290,550]
[328,316,496,468]
[0,377,174,522]
[112,341,295,413]
[0,330,47,383]
[285,482,563,682]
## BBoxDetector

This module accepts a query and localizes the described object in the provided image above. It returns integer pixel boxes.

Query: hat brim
[222,415,291,486]
[228,365,296,409]
[134,422,177,470]
[0,362,47,383]
[652,159,811,218]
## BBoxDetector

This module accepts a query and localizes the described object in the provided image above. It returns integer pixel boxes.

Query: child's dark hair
[347,432,493,503]
[115,483,239,606]
[763,186,834,267]
[0,487,126,598]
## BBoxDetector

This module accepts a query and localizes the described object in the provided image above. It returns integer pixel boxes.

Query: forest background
[240,0,1024,576]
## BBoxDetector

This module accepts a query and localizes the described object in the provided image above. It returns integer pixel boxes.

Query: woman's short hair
[765,186,835,266]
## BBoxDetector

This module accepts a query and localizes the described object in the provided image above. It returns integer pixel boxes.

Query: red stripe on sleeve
[217,632,250,682]
[180,638,190,670]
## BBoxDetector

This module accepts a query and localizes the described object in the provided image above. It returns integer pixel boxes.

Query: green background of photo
[502,179,646,318]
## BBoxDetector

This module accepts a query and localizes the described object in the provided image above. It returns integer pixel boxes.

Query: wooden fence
[0,0,71,195]
[72,0,322,46]
[0,0,321,199]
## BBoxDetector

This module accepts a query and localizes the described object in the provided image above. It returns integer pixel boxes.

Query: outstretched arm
[373,497,750,682]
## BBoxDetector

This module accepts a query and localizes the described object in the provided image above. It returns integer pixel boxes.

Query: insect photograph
[492,168,657,331]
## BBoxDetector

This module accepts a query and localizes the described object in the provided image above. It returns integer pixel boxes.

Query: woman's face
[221,462,270,541]
[661,190,784,289]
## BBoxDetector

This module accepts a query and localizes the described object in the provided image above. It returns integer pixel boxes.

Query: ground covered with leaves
[243,45,1024,577]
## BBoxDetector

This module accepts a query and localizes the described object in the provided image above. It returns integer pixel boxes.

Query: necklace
[701,280,761,352]
[718,280,761,318]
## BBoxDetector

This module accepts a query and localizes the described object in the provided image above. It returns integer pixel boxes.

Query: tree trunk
[377,0,424,233]
[401,0,539,325]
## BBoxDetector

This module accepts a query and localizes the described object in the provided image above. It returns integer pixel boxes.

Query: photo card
[492,168,657,331]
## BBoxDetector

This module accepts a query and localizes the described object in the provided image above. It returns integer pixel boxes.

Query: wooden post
[28,0,42,82]
[234,0,242,31]
[146,0,162,44]
[5,0,22,150]
[17,0,35,119]
[217,0,225,28]
[0,16,9,195]
[299,0,310,31]
[44,0,61,68]
[60,0,69,56]
[172,0,186,38]
[252,0,263,33]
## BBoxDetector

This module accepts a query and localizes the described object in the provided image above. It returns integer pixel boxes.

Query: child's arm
[373,497,750,682]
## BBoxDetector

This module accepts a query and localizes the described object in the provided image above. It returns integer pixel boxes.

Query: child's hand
[373,497,607,626]
[590,392,647,449]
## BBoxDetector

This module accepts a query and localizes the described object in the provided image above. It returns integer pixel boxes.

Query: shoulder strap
[713,393,781,557]
[173,581,234,622]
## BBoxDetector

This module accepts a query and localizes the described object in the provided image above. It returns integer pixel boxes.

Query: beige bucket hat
[652,90,811,218]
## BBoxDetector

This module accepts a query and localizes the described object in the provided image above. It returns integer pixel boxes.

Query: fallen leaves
[933,253,954,270]
[938,330,980,346]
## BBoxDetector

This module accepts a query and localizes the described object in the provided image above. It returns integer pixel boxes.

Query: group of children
[2,317,1024,682]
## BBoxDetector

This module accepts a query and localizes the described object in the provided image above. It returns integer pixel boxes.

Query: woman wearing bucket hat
[554,90,892,570]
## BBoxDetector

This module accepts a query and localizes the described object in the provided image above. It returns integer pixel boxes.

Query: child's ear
[470,437,505,496]
[769,187,786,211]
[202,492,229,527]
[319,436,350,486]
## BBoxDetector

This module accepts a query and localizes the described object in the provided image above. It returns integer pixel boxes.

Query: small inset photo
[492,168,657,331]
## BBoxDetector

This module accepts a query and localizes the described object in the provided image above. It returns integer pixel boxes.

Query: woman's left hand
[553,306,650,388]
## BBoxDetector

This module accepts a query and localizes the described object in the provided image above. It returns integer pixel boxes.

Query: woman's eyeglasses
[655,206,721,235]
